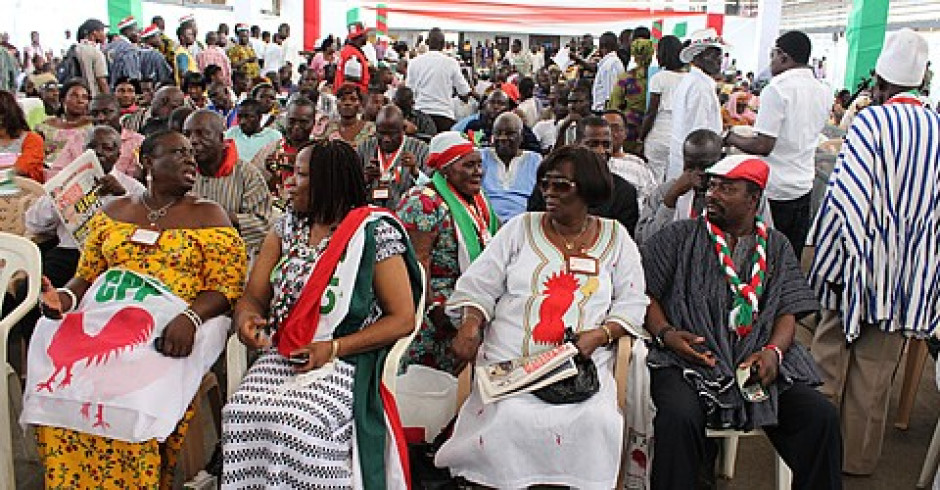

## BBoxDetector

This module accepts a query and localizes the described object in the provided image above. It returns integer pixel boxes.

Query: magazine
[477,342,579,404]
[43,150,105,247]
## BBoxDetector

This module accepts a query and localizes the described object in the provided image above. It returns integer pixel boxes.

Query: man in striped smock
[809,29,939,476]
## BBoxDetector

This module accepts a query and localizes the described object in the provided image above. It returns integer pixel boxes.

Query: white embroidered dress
[436,213,648,488]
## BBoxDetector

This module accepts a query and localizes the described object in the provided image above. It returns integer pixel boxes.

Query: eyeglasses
[539,177,577,193]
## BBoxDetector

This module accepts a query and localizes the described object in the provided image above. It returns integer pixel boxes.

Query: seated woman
[35,78,93,168]
[397,131,499,376]
[0,89,45,182]
[436,145,649,488]
[29,129,247,488]
[222,140,422,488]
[313,82,375,147]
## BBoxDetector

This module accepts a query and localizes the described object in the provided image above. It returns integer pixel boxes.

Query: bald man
[183,109,272,254]
[480,112,543,222]
[357,104,431,207]
[133,86,185,136]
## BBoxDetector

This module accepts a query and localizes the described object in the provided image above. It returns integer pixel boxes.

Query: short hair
[203,64,222,81]
[168,107,194,132]
[602,109,627,127]
[518,77,535,99]
[0,90,30,138]
[287,94,316,110]
[112,76,140,93]
[85,124,120,148]
[181,72,206,92]
[599,32,618,51]
[297,140,368,224]
[633,27,651,40]
[537,145,612,207]
[335,83,362,101]
[657,35,684,71]
[238,98,263,114]
[140,129,179,157]
[575,115,608,141]
[176,26,190,39]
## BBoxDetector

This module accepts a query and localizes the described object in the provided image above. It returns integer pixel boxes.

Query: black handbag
[533,328,600,404]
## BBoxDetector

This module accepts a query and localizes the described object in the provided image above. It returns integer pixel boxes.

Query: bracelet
[181,308,203,329]
[764,344,783,365]
[599,324,614,346]
[57,288,78,313]
[329,339,341,362]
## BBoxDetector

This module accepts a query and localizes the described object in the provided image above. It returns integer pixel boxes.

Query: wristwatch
[652,326,676,349]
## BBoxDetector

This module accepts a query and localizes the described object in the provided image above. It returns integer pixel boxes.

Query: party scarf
[431,171,498,270]
[704,215,768,337]
[199,140,239,178]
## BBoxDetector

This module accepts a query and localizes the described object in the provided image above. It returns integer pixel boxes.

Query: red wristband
[764,344,783,365]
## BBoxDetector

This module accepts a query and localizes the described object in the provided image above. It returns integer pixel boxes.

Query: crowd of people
[0,11,938,490]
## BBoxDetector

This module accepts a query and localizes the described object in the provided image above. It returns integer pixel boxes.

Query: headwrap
[705,155,769,190]
[427,131,475,170]
[630,38,655,79]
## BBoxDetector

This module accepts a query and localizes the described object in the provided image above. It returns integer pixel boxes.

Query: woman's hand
[236,312,271,350]
[452,322,483,362]
[39,277,64,318]
[159,315,197,358]
[663,330,717,368]
[290,341,334,373]
[574,328,608,358]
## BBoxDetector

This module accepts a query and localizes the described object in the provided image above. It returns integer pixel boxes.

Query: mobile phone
[736,364,769,402]
[288,352,310,365]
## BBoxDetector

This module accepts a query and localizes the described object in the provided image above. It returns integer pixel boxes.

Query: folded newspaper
[477,342,579,404]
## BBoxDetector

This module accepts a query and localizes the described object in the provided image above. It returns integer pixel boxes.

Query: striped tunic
[809,97,940,341]
[193,159,273,255]
[356,135,431,208]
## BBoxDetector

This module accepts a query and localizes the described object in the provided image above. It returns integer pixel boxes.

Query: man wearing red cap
[335,22,371,95]
[641,155,841,489]
[138,24,173,85]
[106,16,141,87]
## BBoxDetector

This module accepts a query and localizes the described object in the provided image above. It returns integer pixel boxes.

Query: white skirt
[221,350,357,489]
[435,360,623,489]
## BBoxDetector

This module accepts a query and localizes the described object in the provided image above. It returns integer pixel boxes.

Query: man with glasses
[528,116,639,236]
[480,112,542,223]
[666,28,725,180]
[725,31,831,254]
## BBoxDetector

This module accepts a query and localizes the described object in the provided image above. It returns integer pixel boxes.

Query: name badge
[567,254,599,276]
[130,227,161,246]
[371,187,391,201]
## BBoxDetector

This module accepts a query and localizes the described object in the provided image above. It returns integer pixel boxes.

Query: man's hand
[400,152,419,178]
[739,349,779,387]
[364,159,381,183]
[663,330,717,367]
[96,175,127,197]
[403,119,418,135]
[663,170,701,208]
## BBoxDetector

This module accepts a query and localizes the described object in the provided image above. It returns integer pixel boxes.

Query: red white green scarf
[705,215,768,337]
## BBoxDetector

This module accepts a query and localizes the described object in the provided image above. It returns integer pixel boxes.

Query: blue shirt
[225,126,283,164]
[481,148,541,223]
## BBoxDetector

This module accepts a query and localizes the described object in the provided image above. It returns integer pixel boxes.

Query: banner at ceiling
[370,3,704,27]
[106,0,143,35]
[844,0,889,91]
[303,0,322,52]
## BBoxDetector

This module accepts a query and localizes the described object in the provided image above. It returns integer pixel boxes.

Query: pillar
[107,0,143,33]
[844,0,889,91]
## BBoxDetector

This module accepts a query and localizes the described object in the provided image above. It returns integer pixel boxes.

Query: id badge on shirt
[567,253,599,276]
[371,186,391,201]
[129,227,162,246]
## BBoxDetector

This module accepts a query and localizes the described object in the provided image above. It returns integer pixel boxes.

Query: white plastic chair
[383,264,426,395]
[0,232,42,490]
[707,428,792,490]
[916,340,940,488]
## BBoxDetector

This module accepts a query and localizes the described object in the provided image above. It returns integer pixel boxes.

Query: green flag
[844,0,889,90]
[346,7,361,26]
[672,22,687,38]
[107,0,143,35]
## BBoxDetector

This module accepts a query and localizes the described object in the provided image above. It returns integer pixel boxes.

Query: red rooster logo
[531,271,580,345]
[36,306,156,393]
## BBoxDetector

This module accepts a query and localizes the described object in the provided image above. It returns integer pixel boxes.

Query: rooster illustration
[531,271,580,345]
[36,306,156,393]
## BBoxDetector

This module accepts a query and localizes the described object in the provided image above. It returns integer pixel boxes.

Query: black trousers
[769,191,812,255]
[650,368,842,490]
[428,114,456,135]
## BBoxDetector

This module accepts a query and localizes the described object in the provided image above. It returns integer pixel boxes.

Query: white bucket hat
[679,28,727,64]
[875,28,929,87]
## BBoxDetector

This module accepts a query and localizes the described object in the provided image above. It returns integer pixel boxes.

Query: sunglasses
[539,177,577,193]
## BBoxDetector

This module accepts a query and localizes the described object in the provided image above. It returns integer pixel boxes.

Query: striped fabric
[809,98,940,341]
[192,160,273,255]
[196,46,232,87]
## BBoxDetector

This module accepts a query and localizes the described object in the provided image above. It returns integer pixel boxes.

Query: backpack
[56,44,82,84]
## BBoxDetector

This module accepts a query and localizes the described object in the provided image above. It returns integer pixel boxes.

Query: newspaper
[43,150,105,246]
[477,342,579,404]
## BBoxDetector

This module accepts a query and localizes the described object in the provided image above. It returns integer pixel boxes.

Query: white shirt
[667,66,722,179]
[249,38,265,59]
[532,119,558,151]
[25,170,145,249]
[406,50,471,119]
[592,51,625,111]
[262,42,284,72]
[609,155,657,207]
[754,67,832,201]
[646,70,686,147]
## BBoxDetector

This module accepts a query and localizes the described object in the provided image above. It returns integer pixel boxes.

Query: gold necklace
[549,216,590,252]
[142,192,181,226]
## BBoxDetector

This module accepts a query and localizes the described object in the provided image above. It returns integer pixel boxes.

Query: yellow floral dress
[226,44,260,80]
[35,212,247,490]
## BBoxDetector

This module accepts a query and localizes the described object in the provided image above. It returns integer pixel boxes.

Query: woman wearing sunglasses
[436,145,649,488]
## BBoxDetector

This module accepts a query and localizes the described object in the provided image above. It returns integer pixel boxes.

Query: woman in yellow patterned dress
[35,129,248,489]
